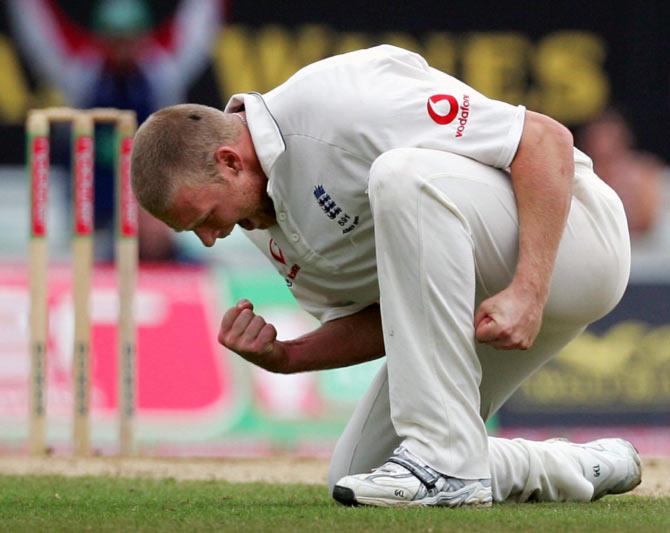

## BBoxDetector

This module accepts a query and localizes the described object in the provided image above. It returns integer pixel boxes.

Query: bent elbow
[530,111,573,154]
[549,117,574,155]
[514,111,574,170]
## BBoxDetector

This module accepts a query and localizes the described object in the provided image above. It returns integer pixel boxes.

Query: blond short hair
[131,103,242,217]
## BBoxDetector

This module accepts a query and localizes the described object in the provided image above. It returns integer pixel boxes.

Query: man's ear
[214,146,243,174]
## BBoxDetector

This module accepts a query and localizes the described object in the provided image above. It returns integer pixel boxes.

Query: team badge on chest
[313,185,359,234]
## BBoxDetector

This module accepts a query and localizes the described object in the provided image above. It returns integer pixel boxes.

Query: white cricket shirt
[224,45,526,323]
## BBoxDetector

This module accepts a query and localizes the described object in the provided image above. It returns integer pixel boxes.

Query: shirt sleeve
[361,45,526,169]
[273,45,526,170]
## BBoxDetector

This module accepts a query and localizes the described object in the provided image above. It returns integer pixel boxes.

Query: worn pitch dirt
[0,455,667,497]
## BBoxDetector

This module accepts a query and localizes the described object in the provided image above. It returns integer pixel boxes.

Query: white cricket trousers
[328,148,630,502]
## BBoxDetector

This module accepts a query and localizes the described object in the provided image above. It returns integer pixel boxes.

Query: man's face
[163,171,276,247]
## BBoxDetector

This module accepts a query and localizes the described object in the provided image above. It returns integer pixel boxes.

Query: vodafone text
[455,94,470,138]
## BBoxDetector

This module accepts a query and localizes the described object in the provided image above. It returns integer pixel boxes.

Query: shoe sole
[333,486,358,506]
[332,483,493,508]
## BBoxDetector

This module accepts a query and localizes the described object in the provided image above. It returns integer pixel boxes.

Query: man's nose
[194,227,216,247]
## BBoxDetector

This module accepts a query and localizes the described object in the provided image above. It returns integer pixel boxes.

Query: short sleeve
[271,45,527,170]
[354,47,527,169]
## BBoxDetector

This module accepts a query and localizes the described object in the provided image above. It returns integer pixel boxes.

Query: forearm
[509,111,574,303]
[280,304,385,373]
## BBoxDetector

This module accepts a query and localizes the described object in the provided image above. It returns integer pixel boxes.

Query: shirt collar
[223,92,286,177]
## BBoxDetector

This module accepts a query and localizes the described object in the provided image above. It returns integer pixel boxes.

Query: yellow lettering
[462,33,530,103]
[380,32,421,54]
[0,35,29,122]
[639,325,670,365]
[623,369,647,402]
[423,32,457,77]
[534,31,609,124]
[213,25,336,96]
[296,25,335,66]
[519,320,670,408]
[212,26,614,135]
[557,322,645,376]
[212,26,258,96]
[255,25,327,91]
[660,371,670,396]
[332,32,372,55]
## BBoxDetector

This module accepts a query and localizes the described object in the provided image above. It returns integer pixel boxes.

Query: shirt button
[291,233,300,242]
[278,212,287,221]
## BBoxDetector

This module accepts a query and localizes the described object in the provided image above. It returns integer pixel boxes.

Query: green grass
[0,475,667,532]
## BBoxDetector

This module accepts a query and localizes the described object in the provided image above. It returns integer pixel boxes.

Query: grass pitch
[1,475,667,532]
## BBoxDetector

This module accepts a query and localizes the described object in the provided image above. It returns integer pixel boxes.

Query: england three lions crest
[313,185,359,234]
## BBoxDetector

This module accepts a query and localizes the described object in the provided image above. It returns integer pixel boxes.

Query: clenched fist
[474,282,545,350]
[218,299,289,373]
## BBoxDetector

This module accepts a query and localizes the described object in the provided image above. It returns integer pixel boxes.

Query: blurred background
[0,0,668,456]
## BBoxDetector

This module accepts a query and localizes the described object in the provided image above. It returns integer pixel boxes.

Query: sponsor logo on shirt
[284,263,301,287]
[268,238,301,286]
[455,94,471,138]
[313,185,360,234]
[427,94,471,138]
[269,238,286,264]
[427,94,459,125]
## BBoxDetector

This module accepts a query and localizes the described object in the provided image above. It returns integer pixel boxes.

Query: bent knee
[369,149,493,207]
[368,149,422,209]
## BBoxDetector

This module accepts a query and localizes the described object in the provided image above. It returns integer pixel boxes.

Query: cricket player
[131,45,641,507]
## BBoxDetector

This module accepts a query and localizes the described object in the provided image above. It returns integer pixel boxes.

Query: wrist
[272,340,294,374]
[510,273,549,304]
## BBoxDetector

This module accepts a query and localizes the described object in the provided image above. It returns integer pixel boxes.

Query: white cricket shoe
[332,447,492,507]
[558,438,642,500]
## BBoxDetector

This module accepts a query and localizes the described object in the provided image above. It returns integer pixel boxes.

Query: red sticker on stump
[119,137,138,237]
[74,136,94,235]
[31,137,50,237]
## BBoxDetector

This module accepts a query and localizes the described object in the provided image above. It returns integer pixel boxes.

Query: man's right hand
[217,299,289,373]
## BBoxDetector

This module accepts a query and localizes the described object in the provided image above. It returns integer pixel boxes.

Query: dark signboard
[0,1,669,164]
[498,283,670,427]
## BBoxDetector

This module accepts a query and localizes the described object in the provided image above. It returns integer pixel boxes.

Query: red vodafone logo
[427,94,459,125]
[269,238,286,265]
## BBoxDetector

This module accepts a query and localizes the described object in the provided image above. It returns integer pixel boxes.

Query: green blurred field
[1,475,668,532]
